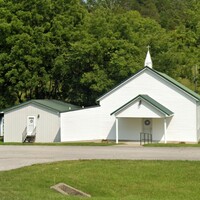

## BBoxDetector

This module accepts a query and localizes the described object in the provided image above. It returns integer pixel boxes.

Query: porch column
[164,118,167,143]
[116,118,119,144]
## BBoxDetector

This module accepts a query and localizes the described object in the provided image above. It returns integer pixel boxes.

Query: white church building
[2,50,200,143]
[61,50,200,144]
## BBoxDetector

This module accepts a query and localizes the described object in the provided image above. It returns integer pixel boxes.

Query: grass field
[0,160,200,200]
[1,140,200,147]
[143,143,200,147]
[0,141,118,146]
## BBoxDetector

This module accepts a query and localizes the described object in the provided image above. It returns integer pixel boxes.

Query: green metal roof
[155,70,200,101]
[140,95,174,116]
[98,67,200,102]
[3,99,80,113]
[111,94,174,116]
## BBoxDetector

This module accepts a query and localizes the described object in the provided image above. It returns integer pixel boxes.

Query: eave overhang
[111,94,174,118]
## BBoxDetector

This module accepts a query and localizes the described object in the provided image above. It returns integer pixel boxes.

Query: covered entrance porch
[111,95,174,144]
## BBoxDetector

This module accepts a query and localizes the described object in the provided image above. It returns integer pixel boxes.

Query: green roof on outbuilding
[3,99,80,113]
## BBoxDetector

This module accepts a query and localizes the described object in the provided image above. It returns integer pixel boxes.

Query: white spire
[144,46,153,68]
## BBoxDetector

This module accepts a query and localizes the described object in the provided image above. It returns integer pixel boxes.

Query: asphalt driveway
[1,145,200,171]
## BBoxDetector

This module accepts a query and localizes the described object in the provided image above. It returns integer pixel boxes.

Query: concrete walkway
[1,145,200,171]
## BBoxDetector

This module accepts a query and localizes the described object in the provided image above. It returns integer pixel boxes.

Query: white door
[143,119,152,134]
[27,116,36,135]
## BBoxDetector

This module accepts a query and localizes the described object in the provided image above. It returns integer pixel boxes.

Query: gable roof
[97,67,200,102]
[156,71,200,101]
[3,100,80,113]
[111,94,174,117]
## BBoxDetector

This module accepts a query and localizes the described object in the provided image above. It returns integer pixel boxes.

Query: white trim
[113,97,172,118]
[151,71,199,102]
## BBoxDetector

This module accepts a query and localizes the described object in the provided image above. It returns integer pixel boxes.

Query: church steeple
[144,46,153,68]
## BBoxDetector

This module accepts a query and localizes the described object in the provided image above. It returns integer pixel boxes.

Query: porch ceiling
[111,94,174,118]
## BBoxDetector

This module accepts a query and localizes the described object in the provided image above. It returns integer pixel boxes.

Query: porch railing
[22,127,37,143]
[140,132,152,145]
[22,127,27,143]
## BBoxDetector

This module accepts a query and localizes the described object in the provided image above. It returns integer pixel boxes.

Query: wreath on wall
[144,120,151,126]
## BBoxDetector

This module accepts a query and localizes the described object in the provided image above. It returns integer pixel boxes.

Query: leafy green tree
[0,0,88,107]
[1,0,200,109]
[62,8,166,105]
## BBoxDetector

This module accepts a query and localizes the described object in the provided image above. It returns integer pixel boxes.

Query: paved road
[1,145,200,171]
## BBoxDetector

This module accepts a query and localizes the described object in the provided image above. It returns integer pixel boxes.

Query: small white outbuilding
[60,51,200,143]
[3,100,79,143]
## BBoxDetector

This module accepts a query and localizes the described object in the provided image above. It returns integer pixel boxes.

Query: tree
[0,0,88,107]
[62,8,166,105]
[1,0,200,108]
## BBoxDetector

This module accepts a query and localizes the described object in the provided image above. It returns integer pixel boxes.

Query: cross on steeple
[144,45,153,68]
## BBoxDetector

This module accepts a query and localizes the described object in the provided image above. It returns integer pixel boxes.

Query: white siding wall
[0,117,3,136]
[197,102,200,141]
[61,69,198,143]
[4,105,60,142]
[153,118,165,142]
[118,118,141,140]
[61,107,106,141]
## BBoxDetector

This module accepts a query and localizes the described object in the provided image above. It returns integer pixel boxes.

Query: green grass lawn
[0,160,200,200]
[0,141,118,146]
[143,143,200,147]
